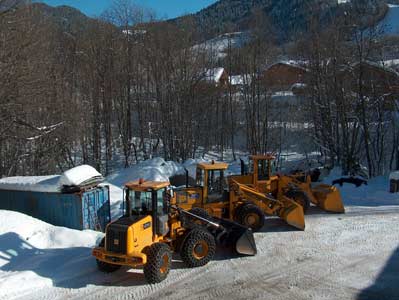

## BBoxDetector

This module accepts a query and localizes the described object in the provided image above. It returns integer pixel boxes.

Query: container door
[82,186,111,232]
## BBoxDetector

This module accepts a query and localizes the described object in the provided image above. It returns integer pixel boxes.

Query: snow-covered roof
[350,60,399,78]
[204,67,226,84]
[229,74,252,86]
[266,60,308,72]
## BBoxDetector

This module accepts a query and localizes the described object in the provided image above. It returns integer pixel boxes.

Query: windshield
[127,188,168,216]
[208,170,227,195]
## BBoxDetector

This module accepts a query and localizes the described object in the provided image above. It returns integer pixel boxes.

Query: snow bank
[323,168,399,207]
[106,157,184,188]
[0,210,102,249]
[0,210,102,299]
[58,164,104,187]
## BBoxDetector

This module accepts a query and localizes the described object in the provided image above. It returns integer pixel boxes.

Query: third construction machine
[234,154,345,214]
[172,156,345,232]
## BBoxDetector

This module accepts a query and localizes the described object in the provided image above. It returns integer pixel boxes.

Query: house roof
[204,68,226,84]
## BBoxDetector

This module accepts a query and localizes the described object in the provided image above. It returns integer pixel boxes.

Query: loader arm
[229,179,305,230]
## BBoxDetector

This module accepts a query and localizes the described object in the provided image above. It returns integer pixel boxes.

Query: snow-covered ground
[378,4,399,36]
[1,158,399,300]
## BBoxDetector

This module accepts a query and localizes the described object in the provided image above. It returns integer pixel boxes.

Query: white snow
[58,165,104,187]
[0,175,61,193]
[193,32,250,59]
[0,210,102,299]
[0,165,104,193]
[1,157,399,299]
[378,4,399,36]
[389,171,399,180]
[204,67,225,84]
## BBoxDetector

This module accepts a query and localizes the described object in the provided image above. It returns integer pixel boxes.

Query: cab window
[130,191,152,215]
[208,170,227,195]
[196,168,204,186]
[257,160,269,180]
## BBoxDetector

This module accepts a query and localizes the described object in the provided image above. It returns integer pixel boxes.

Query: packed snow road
[0,204,398,300]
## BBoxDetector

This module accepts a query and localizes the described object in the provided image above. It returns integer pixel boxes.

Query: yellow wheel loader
[172,162,306,231]
[233,154,345,214]
[92,179,256,284]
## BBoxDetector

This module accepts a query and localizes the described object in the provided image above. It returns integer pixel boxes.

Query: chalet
[340,61,399,97]
[261,61,308,92]
[203,67,229,87]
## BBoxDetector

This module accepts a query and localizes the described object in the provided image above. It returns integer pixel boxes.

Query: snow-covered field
[378,4,399,36]
[1,158,399,300]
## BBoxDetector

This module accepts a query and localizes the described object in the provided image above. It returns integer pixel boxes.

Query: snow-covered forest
[1,0,399,178]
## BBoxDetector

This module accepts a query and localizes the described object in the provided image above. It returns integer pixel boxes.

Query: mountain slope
[173,0,389,41]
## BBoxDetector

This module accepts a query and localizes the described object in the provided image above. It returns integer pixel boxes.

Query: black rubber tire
[143,243,172,284]
[98,237,105,247]
[180,228,216,268]
[285,190,310,213]
[96,259,121,273]
[237,204,265,232]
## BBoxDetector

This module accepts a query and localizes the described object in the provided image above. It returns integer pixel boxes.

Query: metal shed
[0,186,111,232]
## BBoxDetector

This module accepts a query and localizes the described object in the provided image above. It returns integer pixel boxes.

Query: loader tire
[96,259,121,273]
[237,204,265,232]
[143,243,172,284]
[181,228,216,268]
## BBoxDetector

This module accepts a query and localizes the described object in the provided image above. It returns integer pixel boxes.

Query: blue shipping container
[0,186,111,231]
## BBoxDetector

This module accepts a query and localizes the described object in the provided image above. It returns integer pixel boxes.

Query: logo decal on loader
[143,222,151,229]
[114,239,119,245]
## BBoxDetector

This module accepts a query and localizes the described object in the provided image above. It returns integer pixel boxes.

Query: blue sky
[36,0,217,19]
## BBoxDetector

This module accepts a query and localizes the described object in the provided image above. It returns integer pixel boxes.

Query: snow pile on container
[0,175,60,193]
[0,165,104,193]
[59,165,104,191]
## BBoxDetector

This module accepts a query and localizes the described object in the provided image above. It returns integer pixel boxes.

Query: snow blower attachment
[177,207,257,256]
[92,179,257,284]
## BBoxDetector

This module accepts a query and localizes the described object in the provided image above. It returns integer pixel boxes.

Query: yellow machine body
[239,155,345,214]
[92,215,165,267]
[172,161,305,230]
[93,180,184,268]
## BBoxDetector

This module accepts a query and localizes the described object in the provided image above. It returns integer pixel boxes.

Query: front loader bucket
[311,184,345,213]
[278,197,305,230]
[217,218,257,256]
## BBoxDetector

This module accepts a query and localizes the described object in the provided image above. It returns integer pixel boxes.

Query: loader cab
[196,162,229,204]
[249,155,279,195]
[124,180,171,236]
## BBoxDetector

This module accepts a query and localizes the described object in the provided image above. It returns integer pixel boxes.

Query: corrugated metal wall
[0,186,110,231]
